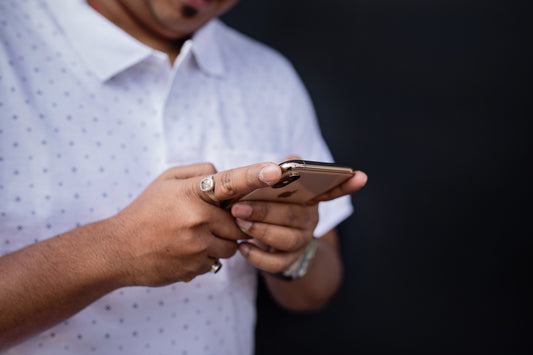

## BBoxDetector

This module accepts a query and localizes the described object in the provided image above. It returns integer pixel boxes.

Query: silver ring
[210,259,222,273]
[200,175,219,204]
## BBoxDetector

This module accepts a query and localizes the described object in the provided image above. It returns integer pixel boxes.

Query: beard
[181,5,198,18]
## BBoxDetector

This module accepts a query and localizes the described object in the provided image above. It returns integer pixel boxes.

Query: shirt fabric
[0,0,353,354]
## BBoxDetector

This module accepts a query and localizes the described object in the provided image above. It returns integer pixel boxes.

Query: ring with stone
[210,259,222,274]
[200,174,219,204]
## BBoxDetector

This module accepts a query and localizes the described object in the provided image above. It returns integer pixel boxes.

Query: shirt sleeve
[283,65,354,237]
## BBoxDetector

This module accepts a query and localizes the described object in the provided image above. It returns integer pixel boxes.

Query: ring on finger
[210,259,222,274]
[200,174,219,205]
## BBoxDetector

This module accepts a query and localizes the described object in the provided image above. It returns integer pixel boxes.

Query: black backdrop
[222,1,531,354]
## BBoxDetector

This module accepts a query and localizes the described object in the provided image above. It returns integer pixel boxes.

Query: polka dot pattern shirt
[0,0,353,354]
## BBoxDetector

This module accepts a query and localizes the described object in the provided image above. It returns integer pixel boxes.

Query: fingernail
[239,243,251,257]
[232,203,252,218]
[259,164,280,185]
[236,218,253,232]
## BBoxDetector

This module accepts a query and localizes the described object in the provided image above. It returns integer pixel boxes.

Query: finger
[310,170,368,202]
[192,162,282,205]
[158,163,217,181]
[188,257,222,281]
[246,238,275,252]
[235,219,310,252]
[231,201,318,230]
[207,207,250,241]
[238,242,301,273]
[205,236,239,259]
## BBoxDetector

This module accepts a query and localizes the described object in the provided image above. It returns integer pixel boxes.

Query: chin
[150,0,237,36]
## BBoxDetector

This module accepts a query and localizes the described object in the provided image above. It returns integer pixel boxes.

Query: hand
[231,200,319,274]
[231,155,368,274]
[107,162,282,286]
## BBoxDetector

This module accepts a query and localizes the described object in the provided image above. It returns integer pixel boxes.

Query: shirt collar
[190,20,225,77]
[44,0,225,82]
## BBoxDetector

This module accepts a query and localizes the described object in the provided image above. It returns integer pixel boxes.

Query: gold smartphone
[222,160,354,208]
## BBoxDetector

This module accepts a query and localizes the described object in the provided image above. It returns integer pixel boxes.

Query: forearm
[0,218,125,350]
[262,229,343,312]
[0,162,284,350]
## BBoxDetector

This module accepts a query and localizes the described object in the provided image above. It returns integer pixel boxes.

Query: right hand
[106,162,282,287]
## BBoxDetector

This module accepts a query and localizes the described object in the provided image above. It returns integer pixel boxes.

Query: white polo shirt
[0,0,353,354]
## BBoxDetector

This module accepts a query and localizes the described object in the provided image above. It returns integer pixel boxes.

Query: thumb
[309,170,368,203]
[192,162,282,205]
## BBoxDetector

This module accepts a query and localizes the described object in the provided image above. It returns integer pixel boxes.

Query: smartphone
[222,160,354,208]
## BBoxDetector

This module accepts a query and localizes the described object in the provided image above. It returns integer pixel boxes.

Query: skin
[233,159,367,311]
[0,162,282,349]
[91,0,240,63]
[0,0,369,350]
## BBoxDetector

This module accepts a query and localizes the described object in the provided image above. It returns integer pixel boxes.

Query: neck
[87,0,186,65]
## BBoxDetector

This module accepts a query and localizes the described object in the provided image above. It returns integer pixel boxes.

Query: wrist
[70,217,133,289]
[271,237,318,281]
[95,215,139,288]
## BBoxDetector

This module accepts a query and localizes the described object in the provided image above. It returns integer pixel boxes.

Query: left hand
[231,155,368,274]
[231,200,319,273]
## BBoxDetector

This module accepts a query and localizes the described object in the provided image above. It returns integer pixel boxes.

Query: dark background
[223,1,531,354]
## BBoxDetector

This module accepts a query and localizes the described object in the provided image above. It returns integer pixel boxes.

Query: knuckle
[273,256,291,273]
[285,207,299,226]
[182,273,197,283]
[184,180,200,201]
[253,203,268,220]
[224,243,239,258]
[161,167,173,177]
[183,259,208,281]
[246,166,261,188]
[218,170,236,196]
[202,162,216,173]
[256,223,270,242]
[255,253,274,272]
[215,240,238,259]
[181,233,209,258]
[185,209,209,229]
[157,167,176,181]
[199,262,213,276]
[284,236,300,251]
[285,231,306,251]
[304,205,319,228]
[308,213,319,229]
